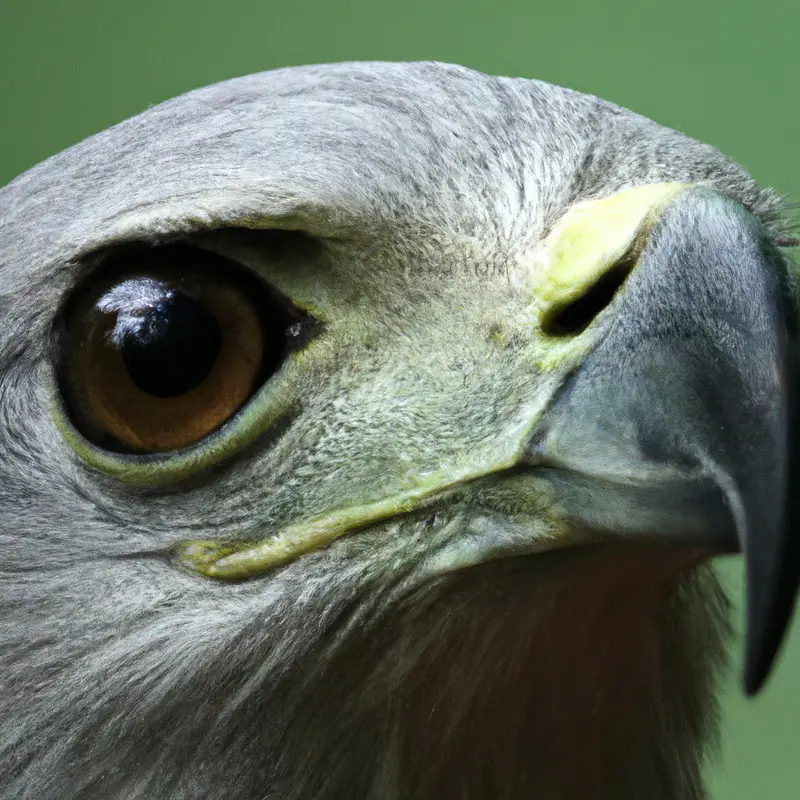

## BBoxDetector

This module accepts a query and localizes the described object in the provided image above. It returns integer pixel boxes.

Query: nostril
[542,258,634,336]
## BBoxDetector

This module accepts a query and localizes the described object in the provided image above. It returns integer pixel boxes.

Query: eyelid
[187,228,335,319]
[51,357,300,485]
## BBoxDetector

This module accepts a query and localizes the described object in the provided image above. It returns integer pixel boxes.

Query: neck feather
[304,547,729,800]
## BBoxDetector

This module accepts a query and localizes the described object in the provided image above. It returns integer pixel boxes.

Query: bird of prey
[0,61,797,800]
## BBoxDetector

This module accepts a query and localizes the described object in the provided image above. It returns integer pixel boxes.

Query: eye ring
[50,373,299,486]
[54,243,316,477]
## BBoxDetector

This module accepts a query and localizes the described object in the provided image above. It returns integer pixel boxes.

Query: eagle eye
[57,244,312,454]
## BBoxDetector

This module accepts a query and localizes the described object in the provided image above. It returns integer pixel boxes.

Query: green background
[1,0,797,796]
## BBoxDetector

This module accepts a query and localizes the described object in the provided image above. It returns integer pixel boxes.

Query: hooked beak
[528,187,799,695]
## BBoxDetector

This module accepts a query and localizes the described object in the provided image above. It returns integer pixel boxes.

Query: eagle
[1,61,797,799]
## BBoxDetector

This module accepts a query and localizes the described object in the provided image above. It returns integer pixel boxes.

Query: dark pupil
[120,293,222,398]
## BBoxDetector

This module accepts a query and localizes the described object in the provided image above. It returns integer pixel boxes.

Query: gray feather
[0,61,781,799]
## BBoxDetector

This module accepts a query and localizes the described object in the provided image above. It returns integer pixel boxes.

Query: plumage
[0,61,796,799]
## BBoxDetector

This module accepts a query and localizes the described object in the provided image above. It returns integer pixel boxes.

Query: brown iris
[58,245,303,453]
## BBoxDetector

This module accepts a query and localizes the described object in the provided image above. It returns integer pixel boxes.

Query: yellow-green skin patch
[176,183,694,580]
[179,462,514,579]
[529,183,691,374]
[533,182,690,324]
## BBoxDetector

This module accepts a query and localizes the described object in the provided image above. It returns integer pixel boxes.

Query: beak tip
[743,660,767,697]
[741,568,800,698]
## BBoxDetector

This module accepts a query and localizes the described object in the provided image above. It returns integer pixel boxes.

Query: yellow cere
[532,182,690,324]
